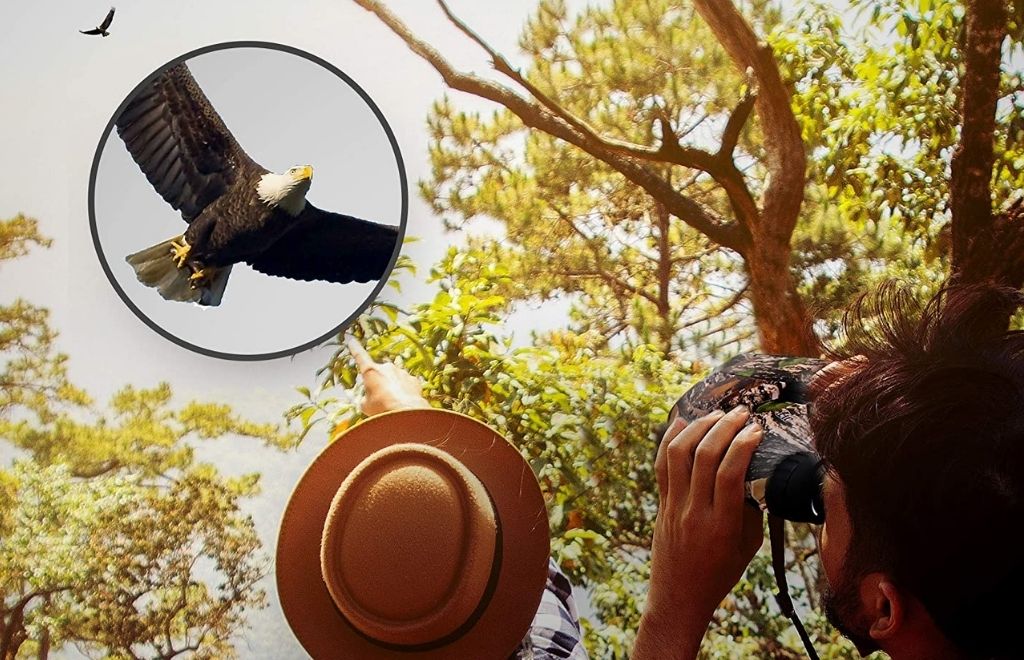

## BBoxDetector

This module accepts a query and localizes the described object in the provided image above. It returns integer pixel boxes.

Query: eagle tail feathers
[126,235,230,307]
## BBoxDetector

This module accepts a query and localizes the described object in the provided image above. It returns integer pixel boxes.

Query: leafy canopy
[0,214,295,660]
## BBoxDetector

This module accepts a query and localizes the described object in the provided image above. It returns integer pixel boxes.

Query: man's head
[810,281,1024,659]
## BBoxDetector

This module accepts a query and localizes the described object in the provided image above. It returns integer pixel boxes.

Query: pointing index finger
[346,335,377,374]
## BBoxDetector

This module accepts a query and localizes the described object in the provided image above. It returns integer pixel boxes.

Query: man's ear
[860,574,904,641]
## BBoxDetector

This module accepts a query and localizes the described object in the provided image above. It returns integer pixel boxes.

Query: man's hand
[633,407,765,660]
[347,336,430,417]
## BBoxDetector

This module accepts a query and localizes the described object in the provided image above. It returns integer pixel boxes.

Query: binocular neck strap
[768,514,819,660]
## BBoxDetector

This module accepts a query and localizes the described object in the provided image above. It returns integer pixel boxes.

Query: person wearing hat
[277,336,591,659]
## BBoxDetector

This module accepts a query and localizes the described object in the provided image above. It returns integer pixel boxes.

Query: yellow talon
[188,268,209,289]
[169,239,191,268]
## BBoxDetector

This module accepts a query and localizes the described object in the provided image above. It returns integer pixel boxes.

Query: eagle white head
[257,165,314,216]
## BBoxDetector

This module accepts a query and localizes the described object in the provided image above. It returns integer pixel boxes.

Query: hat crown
[278,409,551,659]
[320,443,498,648]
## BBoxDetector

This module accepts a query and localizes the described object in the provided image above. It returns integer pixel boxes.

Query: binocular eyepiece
[668,354,829,524]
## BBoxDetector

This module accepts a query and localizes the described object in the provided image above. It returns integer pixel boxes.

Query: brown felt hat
[277,408,551,659]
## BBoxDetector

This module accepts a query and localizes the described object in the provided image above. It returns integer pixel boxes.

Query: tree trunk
[950,0,1005,271]
[690,0,813,355]
[947,0,1019,332]
[0,608,25,660]
[958,198,1024,288]
[746,236,819,356]
[37,627,49,660]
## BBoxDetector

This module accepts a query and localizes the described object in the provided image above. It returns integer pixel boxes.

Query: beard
[821,575,881,656]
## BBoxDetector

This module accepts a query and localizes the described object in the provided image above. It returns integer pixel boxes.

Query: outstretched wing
[247,205,399,284]
[80,28,103,35]
[115,62,259,223]
[99,7,115,30]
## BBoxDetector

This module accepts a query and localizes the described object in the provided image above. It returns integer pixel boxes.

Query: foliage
[422,0,778,358]
[0,214,49,262]
[294,251,856,657]
[0,215,87,423]
[2,462,264,660]
[316,0,1024,656]
[421,0,1023,351]
[0,214,295,659]
[0,299,88,424]
[776,0,1024,333]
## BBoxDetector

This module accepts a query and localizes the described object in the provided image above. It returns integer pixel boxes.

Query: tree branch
[549,203,666,308]
[72,459,122,479]
[680,284,750,330]
[553,267,661,306]
[719,90,757,159]
[691,0,806,238]
[437,0,763,230]
[0,587,70,660]
[353,0,751,254]
[437,0,716,170]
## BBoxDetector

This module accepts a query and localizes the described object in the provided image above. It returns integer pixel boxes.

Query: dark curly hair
[810,281,1024,659]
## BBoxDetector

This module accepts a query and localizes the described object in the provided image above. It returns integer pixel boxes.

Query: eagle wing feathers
[99,8,115,30]
[246,205,399,284]
[115,63,259,223]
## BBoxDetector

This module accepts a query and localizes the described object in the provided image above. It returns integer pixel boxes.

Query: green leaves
[421,0,761,358]
[302,250,705,654]
[0,213,50,262]
[0,215,294,658]
[771,0,1000,332]
[1,461,266,659]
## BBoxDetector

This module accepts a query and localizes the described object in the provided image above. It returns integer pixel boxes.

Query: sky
[0,0,864,658]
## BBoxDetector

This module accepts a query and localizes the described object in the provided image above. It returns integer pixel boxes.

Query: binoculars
[668,353,830,524]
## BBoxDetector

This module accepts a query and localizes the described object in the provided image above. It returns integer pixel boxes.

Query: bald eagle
[116,62,400,306]
[80,7,115,36]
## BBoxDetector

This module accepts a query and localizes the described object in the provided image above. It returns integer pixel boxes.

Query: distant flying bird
[115,62,400,306]
[80,7,115,36]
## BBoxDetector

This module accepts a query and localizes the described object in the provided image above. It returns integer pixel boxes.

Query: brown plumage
[115,62,399,306]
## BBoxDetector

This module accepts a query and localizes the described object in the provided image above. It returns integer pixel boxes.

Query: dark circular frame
[87,41,408,361]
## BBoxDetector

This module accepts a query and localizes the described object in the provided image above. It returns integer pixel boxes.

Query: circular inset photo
[89,42,407,360]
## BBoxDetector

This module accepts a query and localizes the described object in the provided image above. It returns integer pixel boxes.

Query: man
[635,282,1024,659]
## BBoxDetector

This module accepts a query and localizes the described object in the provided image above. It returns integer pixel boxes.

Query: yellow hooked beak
[293,165,313,181]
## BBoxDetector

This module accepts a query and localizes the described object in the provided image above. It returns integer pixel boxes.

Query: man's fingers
[687,406,750,507]
[714,422,762,514]
[655,416,687,504]
[663,410,724,511]
[346,335,377,374]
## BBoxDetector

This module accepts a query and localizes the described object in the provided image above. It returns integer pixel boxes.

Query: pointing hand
[346,336,430,417]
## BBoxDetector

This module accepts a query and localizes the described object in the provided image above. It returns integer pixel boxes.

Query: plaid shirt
[509,559,590,659]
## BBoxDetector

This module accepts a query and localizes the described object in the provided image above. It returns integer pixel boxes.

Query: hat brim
[277,408,551,659]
